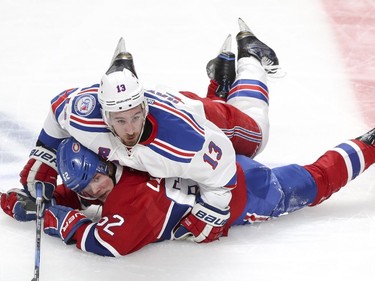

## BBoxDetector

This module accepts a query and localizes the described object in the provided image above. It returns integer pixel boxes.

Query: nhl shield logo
[74,94,96,116]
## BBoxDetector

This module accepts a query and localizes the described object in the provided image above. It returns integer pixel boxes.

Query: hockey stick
[31,182,43,281]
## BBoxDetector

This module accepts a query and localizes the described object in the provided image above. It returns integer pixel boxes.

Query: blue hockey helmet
[56,137,109,192]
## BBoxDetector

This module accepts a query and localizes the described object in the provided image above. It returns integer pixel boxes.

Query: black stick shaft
[31,182,43,281]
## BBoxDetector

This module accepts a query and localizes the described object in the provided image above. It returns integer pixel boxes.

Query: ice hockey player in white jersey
[19,18,281,241]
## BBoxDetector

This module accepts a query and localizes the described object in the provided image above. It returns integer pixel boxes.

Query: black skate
[236,18,281,76]
[106,37,138,77]
[206,34,236,98]
[356,127,375,145]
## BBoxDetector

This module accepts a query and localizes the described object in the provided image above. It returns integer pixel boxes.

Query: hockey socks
[305,139,375,206]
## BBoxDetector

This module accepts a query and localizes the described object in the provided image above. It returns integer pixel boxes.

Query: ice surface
[0,0,374,281]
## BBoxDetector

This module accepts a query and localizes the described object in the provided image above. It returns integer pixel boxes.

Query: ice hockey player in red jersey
[18,18,281,225]
[2,128,374,256]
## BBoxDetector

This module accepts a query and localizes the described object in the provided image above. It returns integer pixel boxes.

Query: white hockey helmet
[99,68,145,112]
[98,37,148,129]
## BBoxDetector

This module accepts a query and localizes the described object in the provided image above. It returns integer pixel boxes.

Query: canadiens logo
[74,94,96,116]
[72,142,81,153]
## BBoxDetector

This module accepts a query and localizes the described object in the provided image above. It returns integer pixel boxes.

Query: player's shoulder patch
[71,84,101,118]
[74,94,97,117]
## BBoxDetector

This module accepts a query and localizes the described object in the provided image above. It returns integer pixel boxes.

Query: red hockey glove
[20,146,58,200]
[174,201,230,243]
[1,188,54,221]
[44,205,91,244]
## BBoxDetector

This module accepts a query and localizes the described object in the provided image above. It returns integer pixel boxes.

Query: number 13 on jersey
[203,141,222,170]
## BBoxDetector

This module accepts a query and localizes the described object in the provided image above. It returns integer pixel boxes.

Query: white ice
[0,1,374,281]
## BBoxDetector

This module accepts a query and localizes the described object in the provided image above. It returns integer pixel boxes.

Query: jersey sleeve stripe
[78,223,116,257]
[147,145,192,163]
[78,84,99,93]
[157,201,175,240]
[148,142,195,163]
[79,222,94,252]
[69,114,109,133]
[221,126,262,143]
[228,79,269,104]
[70,115,107,126]
[157,202,191,241]
[153,138,196,157]
[230,79,269,94]
[332,141,365,183]
[94,228,121,257]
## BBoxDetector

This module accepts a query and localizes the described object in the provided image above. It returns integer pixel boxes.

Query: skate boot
[236,18,280,76]
[206,34,236,99]
[356,127,375,145]
[106,37,138,77]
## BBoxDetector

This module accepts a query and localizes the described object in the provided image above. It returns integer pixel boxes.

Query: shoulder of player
[51,84,99,102]
[50,84,99,113]
[66,84,103,119]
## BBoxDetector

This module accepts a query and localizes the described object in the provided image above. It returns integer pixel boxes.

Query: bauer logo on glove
[195,208,228,226]
[20,145,58,200]
[29,147,57,166]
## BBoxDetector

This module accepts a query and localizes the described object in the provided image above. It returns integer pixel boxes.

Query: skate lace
[261,57,286,78]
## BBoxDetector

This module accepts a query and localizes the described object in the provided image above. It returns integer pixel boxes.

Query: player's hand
[44,205,91,244]
[0,188,54,221]
[174,200,230,243]
[20,146,58,200]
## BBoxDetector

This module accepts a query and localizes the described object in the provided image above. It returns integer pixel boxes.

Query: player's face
[109,105,145,146]
[80,173,114,202]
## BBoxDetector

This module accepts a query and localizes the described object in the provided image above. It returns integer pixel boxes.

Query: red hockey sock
[305,139,375,206]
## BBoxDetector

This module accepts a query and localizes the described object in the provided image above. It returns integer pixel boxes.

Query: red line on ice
[322,0,375,126]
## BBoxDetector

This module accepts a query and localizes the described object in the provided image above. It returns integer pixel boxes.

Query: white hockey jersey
[38,84,236,208]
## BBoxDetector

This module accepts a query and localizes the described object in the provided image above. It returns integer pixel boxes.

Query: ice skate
[356,127,375,145]
[206,34,236,98]
[106,37,138,77]
[236,18,281,77]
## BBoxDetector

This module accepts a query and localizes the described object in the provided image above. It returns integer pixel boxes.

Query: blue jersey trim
[38,129,63,150]
[158,203,190,241]
[83,224,115,257]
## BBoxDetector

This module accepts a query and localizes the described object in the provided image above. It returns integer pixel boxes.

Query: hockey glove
[44,205,91,244]
[0,188,54,221]
[174,200,230,243]
[20,146,58,200]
